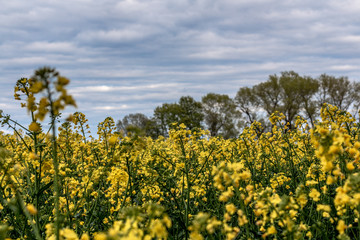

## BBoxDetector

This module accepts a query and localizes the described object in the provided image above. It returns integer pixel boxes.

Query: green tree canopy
[317,74,360,113]
[117,113,159,138]
[202,93,240,138]
[253,74,282,116]
[235,86,259,125]
[117,71,360,139]
[178,96,204,130]
[153,96,203,137]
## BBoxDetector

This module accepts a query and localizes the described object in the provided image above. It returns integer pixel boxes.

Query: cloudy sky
[1,0,360,135]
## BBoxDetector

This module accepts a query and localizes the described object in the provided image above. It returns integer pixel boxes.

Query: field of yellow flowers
[1,68,360,240]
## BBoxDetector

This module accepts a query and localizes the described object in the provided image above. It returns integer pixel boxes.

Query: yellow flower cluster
[2,72,360,239]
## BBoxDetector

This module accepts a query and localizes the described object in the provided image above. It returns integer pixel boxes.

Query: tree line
[117,71,360,138]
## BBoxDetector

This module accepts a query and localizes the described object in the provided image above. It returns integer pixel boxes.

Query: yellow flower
[150,219,167,239]
[206,217,221,234]
[334,191,350,206]
[332,168,342,176]
[190,232,203,240]
[94,233,107,240]
[267,225,277,235]
[237,210,248,226]
[270,194,282,205]
[57,76,70,86]
[321,185,328,194]
[219,188,234,202]
[336,220,347,234]
[61,228,79,240]
[348,147,358,157]
[289,209,297,218]
[226,232,236,240]
[297,194,308,208]
[298,222,308,231]
[346,162,355,171]
[326,175,335,185]
[29,152,39,160]
[26,204,37,215]
[45,223,54,238]
[108,136,118,145]
[316,204,331,212]
[163,215,172,228]
[305,180,318,186]
[29,121,41,132]
[328,145,342,155]
[14,93,21,100]
[80,233,90,240]
[225,203,237,215]
[309,188,321,202]
[224,212,231,221]
[144,235,152,240]
[30,81,43,93]
[322,159,334,172]
[239,170,251,180]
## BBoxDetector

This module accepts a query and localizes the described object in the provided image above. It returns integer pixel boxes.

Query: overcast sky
[1,0,360,135]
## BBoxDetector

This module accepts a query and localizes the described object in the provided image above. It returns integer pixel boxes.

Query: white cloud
[93,105,129,111]
[25,41,77,52]
[1,0,360,133]
[330,65,360,71]
[76,27,157,43]
[335,35,360,44]
[1,56,62,66]
[0,103,10,109]
[70,83,180,94]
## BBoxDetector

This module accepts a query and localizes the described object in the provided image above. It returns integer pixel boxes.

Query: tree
[253,75,282,116]
[235,86,259,125]
[250,71,320,128]
[117,113,159,138]
[295,76,319,127]
[317,74,360,112]
[201,93,240,138]
[235,86,268,135]
[153,96,204,137]
[278,71,302,127]
[153,103,181,137]
[178,96,204,130]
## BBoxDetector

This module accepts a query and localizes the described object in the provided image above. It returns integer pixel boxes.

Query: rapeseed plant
[1,68,360,239]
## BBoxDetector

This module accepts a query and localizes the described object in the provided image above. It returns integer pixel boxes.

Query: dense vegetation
[118,71,360,138]
[1,67,360,239]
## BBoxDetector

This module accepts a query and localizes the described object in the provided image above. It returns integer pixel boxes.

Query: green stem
[46,84,61,240]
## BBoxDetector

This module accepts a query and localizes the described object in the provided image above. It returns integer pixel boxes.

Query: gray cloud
[1,0,360,135]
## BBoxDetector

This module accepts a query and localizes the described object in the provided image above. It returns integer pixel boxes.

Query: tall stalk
[49,103,60,240]
[25,67,76,240]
